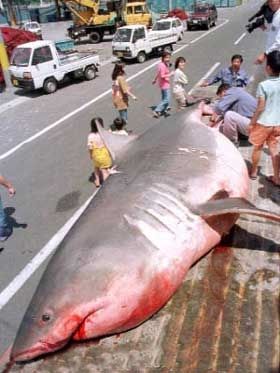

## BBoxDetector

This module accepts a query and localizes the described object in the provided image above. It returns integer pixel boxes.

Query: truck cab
[125,2,152,26]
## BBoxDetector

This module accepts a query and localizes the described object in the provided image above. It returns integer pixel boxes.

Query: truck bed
[147,30,177,48]
[58,52,98,66]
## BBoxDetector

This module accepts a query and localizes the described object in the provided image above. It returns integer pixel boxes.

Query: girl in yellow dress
[87,117,112,187]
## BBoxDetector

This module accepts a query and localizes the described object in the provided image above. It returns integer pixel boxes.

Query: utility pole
[0,28,12,89]
[54,0,62,20]
[169,0,172,11]
[6,0,17,26]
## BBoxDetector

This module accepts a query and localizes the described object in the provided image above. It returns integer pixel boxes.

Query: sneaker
[163,111,171,117]
[153,111,160,118]
[0,235,8,242]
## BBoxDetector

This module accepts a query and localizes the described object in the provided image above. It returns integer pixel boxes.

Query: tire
[43,77,57,94]
[137,51,146,63]
[89,31,103,44]
[164,45,172,54]
[187,25,193,31]
[205,20,210,30]
[84,65,97,80]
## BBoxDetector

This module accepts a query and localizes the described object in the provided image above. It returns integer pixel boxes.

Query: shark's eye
[42,314,51,322]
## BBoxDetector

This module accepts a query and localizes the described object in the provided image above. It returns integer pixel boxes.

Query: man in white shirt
[256,0,280,64]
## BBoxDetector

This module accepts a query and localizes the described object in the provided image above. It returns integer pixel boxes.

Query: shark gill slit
[149,186,195,221]
[123,214,162,251]
[134,205,177,236]
[141,193,187,222]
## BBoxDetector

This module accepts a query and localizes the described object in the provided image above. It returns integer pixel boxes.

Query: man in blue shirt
[201,55,249,88]
[211,84,257,145]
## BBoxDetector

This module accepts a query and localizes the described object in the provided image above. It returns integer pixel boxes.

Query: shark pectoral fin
[194,198,280,223]
[96,122,138,161]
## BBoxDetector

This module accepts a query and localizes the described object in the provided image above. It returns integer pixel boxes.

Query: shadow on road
[257,173,280,204]
[13,89,42,99]
[222,224,279,253]
[55,191,81,212]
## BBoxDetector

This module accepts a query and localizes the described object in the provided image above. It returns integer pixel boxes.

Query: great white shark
[10,109,280,362]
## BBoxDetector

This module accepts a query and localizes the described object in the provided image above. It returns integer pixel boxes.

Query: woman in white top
[173,56,189,110]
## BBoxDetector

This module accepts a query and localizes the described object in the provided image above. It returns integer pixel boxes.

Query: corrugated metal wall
[147,0,242,13]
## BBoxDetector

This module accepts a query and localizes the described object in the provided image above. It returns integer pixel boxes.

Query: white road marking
[190,19,229,45]
[0,96,31,115]
[188,62,221,95]
[0,192,96,311]
[234,32,246,45]
[0,21,228,161]
[0,19,230,311]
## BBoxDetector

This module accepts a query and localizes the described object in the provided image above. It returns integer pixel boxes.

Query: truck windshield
[26,22,39,29]
[10,48,32,66]
[152,22,170,31]
[113,29,132,42]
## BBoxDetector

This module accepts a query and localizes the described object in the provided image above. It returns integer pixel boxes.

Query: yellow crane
[60,0,152,43]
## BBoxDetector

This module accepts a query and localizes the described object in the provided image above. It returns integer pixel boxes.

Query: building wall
[147,0,241,13]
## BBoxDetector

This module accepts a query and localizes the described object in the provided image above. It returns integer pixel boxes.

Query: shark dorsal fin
[97,122,137,161]
[194,198,280,223]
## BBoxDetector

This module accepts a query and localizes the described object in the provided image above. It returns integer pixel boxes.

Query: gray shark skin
[10,109,280,362]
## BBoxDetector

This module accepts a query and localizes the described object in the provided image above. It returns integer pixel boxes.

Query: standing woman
[112,62,137,126]
[173,56,189,110]
[152,51,173,118]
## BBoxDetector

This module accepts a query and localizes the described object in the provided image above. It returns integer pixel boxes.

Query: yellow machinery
[61,0,152,43]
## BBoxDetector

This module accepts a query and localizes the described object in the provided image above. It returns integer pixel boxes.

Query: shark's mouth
[11,337,70,362]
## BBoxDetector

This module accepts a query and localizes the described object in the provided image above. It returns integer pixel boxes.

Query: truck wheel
[89,31,103,44]
[43,78,57,94]
[137,51,146,63]
[84,65,97,80]
[164,45,172,54]
[205,20,210,30]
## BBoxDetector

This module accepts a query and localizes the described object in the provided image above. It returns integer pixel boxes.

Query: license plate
[117,52,123,57]
[193,20,198,24]
[12,79,18,86]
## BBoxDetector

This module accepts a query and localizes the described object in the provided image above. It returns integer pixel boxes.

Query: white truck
[112,25,178,63]
[9,40,100,94]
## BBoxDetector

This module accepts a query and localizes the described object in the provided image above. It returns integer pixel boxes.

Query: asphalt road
[0,0,278,368]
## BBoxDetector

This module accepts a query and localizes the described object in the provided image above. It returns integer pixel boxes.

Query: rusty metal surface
[6,139,280,373]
